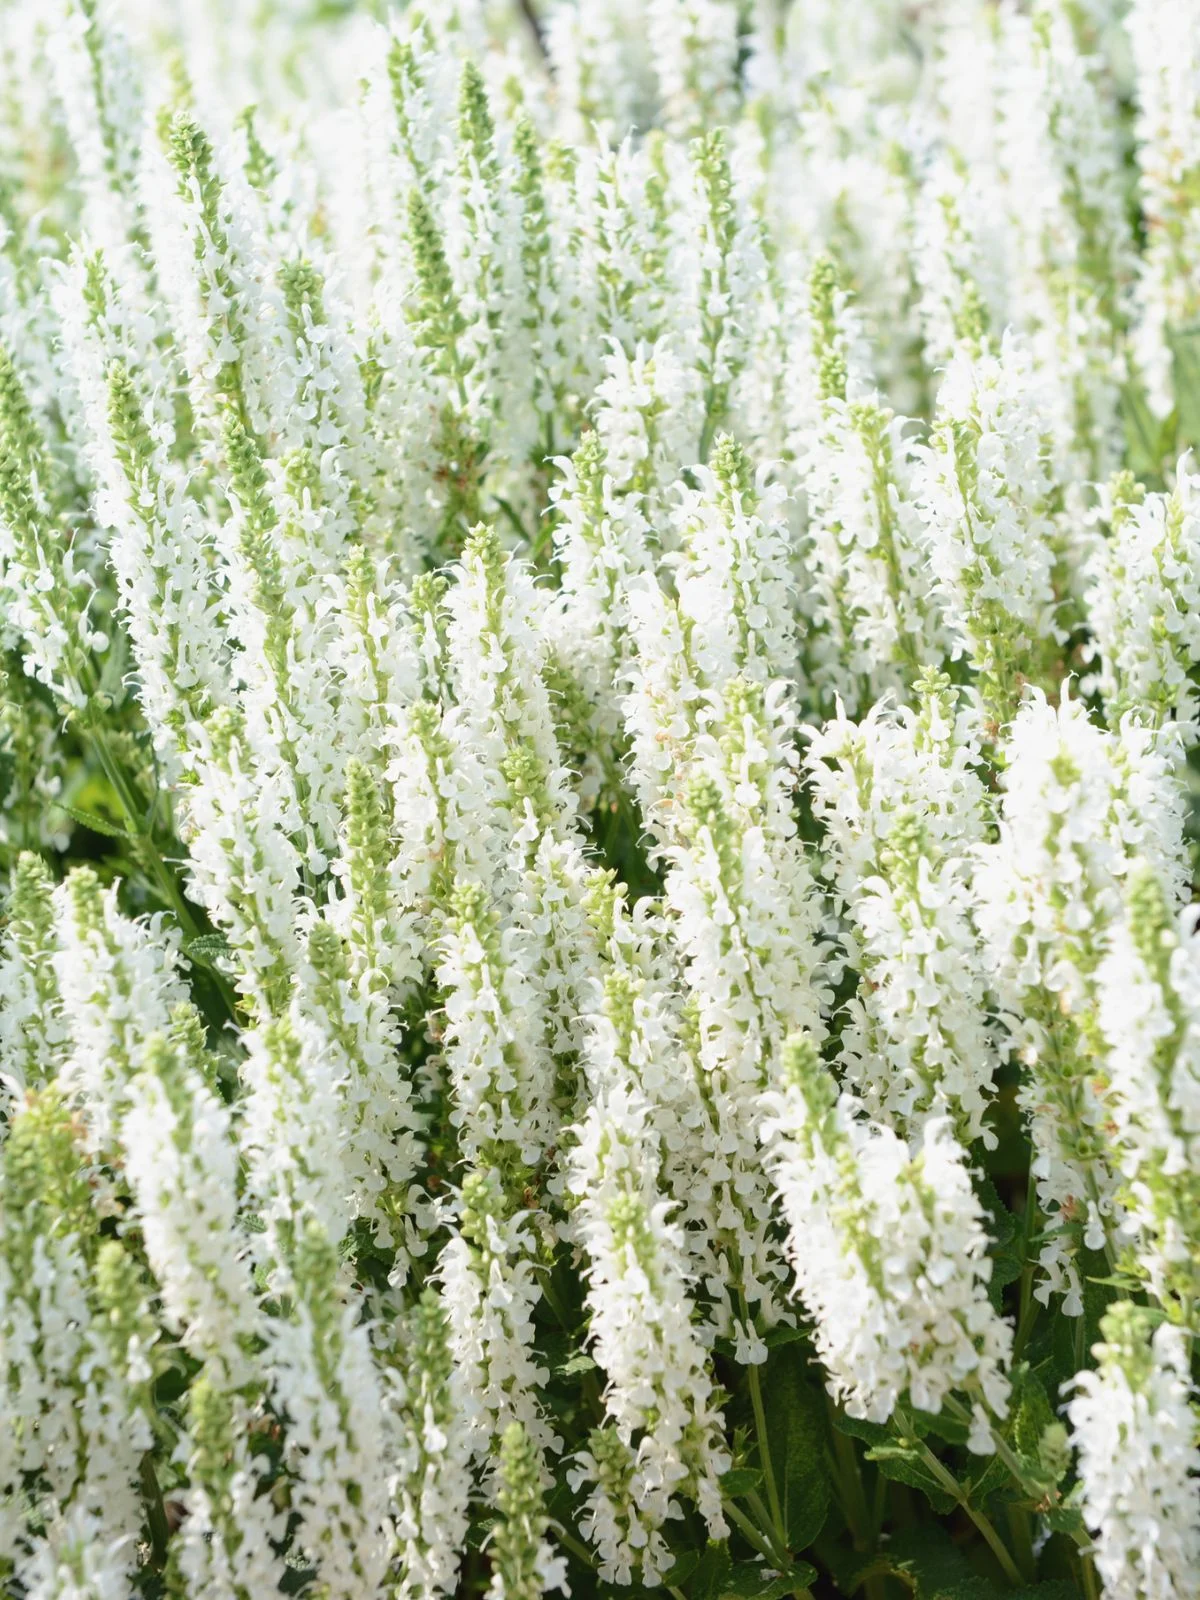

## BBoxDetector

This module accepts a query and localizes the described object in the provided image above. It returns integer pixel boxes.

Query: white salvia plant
[262,1216,392,1600]
[805,673,1000,1145]
[761,1034,1012,1450]
[1095,866,1200,1324]
[915,331,1064,734]
[1127,0,1200,418]
[1067,1301,1200,1600]
[975,691,1189,1311]
[167,1369,288,1600]
[388,1288,474,1600]
[647,0,740,141]
[120,1013,260,1371]
[438,1168,557,1467]
[52,866,188,1151]
[1087,461,1200,739]
[0,1095,157,1575]
[0,852,66,1114]
[994,2,1133,482]
[793,256,939,710]
[569,983,730,1559]
[484,1422,569,1600]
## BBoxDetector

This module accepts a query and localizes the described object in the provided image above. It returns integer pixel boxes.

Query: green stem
[900,1423,1022,1587]
[1014,1167,1040,1360]
[725,1498,791,1572]
[748,1356,787,1548]
[139,1452,170,1568]
[1080,1549,1101,1600]
[554,1524,597,1571]
[829,1407,871,1545]
[86,732,198,933]
[945,1396,1095,1560]
[1006,1505,1037,1584]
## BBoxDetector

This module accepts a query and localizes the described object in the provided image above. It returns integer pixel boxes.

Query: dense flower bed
[0,1,1198,1597]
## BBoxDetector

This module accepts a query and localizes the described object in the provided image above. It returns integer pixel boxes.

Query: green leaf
[762,1322,809,1350]
[970,1365,1062,1505]
[911,1406,970,1448]
[690,1541,733,1600]
[760,1345,832,1551]
[720,1467,763,1497]
[976,1177,1018,1249]
[556,1350,596,1377]
[721,1559,818,1598]
[97,628,131,710]
[662,1545,702,1588]
[184,933,234,965]
[853,1427,956,1516]
[1119,377,1172,479]
[873,1526,997,1599]
[57,802,129,840]
[989,1243,1024,1302]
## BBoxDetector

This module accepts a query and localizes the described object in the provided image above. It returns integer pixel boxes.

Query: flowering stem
[1005,1506,1037,1583]
[1080,1550,1101,1600]
[945,1394,1093,1558]
[554,1523,596,1570]
[897,1419,1022,1587]
[747,1355,787,1548]
[724,1498,794,1575]
[1013,1167,1041,1360]
[829,1406,872,1545]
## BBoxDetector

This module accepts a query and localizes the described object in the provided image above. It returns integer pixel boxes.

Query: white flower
[14,1506,133,1600]
[263,1216,392,1600]
[121,1025,259,1369]
[647,0,740,139]
[438,1173,556,1465]
[0,852,67,1114]
[1095,866,1200,1316]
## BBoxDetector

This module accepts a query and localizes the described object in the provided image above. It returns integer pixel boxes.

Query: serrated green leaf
[57,802,129,840]
[976,1177,1018,1249]
[184,933,234,964]
[1011,1374,1055,1462]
